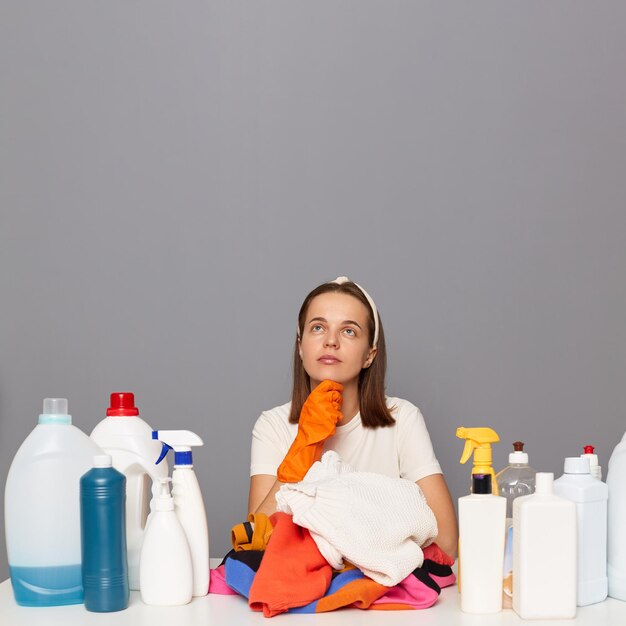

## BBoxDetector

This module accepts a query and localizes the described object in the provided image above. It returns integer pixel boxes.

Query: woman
[247,276,458,558]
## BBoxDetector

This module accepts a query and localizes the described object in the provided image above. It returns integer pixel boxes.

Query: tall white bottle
[513,472,577,619]
[607,431,626,600]
[153,430,210,596]
[458,473,507,613]
[554,457,608,606]
[90,393,169,590]
[139,478,193,606]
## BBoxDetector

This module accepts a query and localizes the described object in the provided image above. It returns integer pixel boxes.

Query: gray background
[1,2,625,582]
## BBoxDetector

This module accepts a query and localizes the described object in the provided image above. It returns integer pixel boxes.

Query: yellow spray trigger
[456,426,500,494]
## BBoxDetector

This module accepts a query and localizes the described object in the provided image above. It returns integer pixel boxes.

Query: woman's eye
[311,324,323,332]
[343,328,356,336]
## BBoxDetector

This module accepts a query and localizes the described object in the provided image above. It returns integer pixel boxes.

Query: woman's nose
[324,331,339,347]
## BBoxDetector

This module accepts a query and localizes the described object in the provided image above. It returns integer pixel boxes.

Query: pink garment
[208,564,239,595]
[371,573,440,609]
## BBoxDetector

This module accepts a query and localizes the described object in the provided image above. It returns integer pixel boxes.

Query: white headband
[297,276,379,347]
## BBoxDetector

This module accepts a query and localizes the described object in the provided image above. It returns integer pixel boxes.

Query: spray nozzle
[152,430,204,467]
[583,445,595,455]
[456,426,500,494]
[456,427,500,464]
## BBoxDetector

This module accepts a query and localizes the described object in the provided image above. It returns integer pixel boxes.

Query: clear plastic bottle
[495,441,536,608]
[4,399,103,606]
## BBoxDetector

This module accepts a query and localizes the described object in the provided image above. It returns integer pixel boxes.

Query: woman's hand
[276,380,343,483]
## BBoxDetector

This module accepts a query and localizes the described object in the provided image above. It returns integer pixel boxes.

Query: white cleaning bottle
[513,472,577,619]
[90,392,168,590]
[152,429,210,596]
[5,398,103,606]
[139,478,192,606]
[554,457,608,606]
[495,441,536,608]
[606,432,626,600]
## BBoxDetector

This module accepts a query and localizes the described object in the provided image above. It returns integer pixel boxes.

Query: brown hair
[288,280,395,428]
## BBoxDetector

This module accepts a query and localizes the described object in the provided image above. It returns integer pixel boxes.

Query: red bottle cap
[107,392,139,416]
[583,445,595,454]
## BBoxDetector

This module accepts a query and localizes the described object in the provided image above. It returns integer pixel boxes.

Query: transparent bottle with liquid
[496,442,536,608]
[4,399,103,606]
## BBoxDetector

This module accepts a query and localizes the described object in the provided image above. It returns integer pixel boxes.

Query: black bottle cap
[472,473,492,494]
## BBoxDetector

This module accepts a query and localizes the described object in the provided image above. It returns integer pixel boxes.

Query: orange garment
[277,380,343,483]
[249,512,332,617]
[231,513,274,552]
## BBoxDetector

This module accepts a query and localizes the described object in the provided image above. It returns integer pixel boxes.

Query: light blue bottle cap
[38,398,72,425]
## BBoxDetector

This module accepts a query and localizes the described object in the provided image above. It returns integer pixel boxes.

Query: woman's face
[299,292,377,388]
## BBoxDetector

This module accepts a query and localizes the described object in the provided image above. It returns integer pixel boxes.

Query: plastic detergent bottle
[513,472,577,619]
[495,441,536,608]
[80,454,129,612]
[90,392,168,590]
[553,457,608,606]
[80,454,129,613]
[139,478,193,606]
[4,398,103,606]
[605,433,626,600]
[457,427,506,613]
[456,426,500,494]
[581,445,602,480]
[153,429,210,596]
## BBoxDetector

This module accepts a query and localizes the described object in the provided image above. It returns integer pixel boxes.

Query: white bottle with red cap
[90,393,169,590]
[554,457,608,606]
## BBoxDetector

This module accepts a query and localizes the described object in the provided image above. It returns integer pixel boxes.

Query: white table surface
[2,559,625,625]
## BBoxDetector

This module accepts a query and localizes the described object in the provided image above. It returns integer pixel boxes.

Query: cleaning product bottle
[513,472,577,619]
[153,429,210,596]
[139,478,193,606]
[581,445,602,480]
[553,456,608,606]
[607,431,626,600]
[495,441,536,608]
[80,454,129,612]
[456,426,500,494]
[4,398,103,606]
[90,392,168,590]
[457,427,506,613]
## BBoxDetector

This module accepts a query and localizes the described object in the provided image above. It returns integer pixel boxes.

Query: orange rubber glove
[276,380,343,483]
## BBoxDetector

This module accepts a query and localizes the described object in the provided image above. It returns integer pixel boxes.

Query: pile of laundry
[209,452,456,617]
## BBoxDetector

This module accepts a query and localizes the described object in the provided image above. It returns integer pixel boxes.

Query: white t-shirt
[250,397,442,483]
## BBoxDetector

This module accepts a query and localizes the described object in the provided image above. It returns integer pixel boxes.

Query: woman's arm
[417,473,458,559]
[248,474,283,516]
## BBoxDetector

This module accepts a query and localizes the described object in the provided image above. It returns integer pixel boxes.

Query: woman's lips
[318,356,341,364]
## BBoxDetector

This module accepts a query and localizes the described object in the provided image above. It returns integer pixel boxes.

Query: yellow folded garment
[231,513,274,552]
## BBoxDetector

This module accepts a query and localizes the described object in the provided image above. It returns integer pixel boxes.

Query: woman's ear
[298,337,303,359]
[363,346,378,368]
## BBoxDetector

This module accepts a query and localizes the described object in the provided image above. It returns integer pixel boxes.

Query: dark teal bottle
[80,455,129,612]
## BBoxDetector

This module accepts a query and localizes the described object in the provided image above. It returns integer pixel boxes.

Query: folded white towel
[275,451,438,586]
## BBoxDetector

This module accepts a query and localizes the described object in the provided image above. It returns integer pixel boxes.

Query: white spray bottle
[153,429,210,596]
